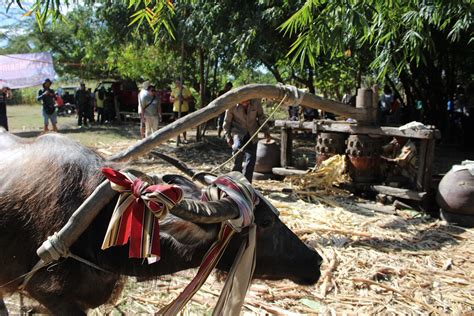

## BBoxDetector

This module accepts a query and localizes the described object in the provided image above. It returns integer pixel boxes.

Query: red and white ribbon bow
[101,167,183,263]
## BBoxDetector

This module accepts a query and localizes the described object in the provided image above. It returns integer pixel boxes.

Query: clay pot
[437,168,474,227]
[254,139,280,173]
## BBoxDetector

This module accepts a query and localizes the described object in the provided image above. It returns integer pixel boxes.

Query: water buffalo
[0,130,322,315]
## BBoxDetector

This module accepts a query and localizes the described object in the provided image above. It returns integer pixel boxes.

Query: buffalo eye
[260,218,273,228]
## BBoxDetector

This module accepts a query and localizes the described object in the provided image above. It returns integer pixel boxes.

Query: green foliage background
[2,0,473,125]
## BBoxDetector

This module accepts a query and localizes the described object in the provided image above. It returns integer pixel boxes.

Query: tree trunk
[385,75,406,108]
[212,57,219,99]
[177,41,185,146]
[196,47,205,141]
[262,60,284,83]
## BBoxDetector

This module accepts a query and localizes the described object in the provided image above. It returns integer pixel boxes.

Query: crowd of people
[137,79,271,182]
[138,79,193,141]
[34,78,119,132]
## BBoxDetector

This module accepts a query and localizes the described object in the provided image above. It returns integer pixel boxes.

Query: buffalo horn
[169,197,240,224]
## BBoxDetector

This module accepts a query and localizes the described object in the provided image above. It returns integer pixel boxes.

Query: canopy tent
[0,52,57,89]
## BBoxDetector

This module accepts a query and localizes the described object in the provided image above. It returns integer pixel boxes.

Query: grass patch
[7,104,141,147]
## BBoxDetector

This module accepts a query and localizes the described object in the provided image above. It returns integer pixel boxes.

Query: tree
[281,0,474,124]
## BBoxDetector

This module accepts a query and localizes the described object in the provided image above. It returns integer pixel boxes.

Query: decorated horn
[170,198,240,224]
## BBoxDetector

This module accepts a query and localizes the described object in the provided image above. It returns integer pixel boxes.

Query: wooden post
[356,88,377,125]
[280,127,293,167]
[422,139,436,191]
[416,140,428,190]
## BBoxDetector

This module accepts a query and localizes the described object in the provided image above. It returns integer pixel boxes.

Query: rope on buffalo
[0,238,113,291]
[208,84,304,175]
[159,172,258,316]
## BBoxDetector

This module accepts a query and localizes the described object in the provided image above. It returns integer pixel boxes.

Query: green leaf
[300,298,321,311]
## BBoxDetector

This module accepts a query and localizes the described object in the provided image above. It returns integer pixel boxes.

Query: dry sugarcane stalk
[296,227,373,238]
[320,252,338,297]
[381,266,472,282]
[245,298,294,315]
[351,278,439,314]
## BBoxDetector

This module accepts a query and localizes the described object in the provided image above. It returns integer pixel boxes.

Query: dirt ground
[3,120,474,315]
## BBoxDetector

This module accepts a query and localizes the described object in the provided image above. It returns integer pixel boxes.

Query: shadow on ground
[13,123,141,139]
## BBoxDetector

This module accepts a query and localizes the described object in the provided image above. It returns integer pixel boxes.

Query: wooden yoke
[109,84,369,162]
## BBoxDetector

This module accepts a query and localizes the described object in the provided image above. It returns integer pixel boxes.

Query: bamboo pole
[109,84,369,162]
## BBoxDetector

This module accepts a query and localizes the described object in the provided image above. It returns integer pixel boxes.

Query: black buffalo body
[0,130,321,315]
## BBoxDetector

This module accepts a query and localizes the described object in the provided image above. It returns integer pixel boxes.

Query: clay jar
[437,168,474,227]
[255,139,280,173]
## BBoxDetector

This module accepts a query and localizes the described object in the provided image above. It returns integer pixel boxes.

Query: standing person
[217,82,233,137]
[0,85,12,131]
[37,78,58,132]
[379,85,394,125]
[75,82,90,127]
[95,87,105,125]
[170,79,192,143]
[223,99,271,183]
[87,88,95,125]
[139,85,161,137]
[138,81,150,138]
[103,87,115,123]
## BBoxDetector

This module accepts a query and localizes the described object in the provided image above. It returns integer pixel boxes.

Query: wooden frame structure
[275,119,440,193]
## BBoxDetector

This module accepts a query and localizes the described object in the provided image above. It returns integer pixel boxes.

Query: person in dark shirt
[37,78,58,132]
[0,85,12,131]
[75,82,91,127]
[87,88,95,125]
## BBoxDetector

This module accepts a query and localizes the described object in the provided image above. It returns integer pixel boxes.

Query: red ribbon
[101,167,183,260]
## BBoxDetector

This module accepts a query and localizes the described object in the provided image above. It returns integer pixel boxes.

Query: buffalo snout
[253,212,323,285]
[290,244,322,285]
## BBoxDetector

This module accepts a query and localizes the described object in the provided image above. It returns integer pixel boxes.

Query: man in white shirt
[138,81,150,138]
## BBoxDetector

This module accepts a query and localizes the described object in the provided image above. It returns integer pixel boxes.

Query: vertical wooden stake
[422,139,435,191]
[280,127,293,167]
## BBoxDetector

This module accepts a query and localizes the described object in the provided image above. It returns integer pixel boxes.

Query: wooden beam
[371,185,427,201]
[274,120,441,140]
[109,84,367,162]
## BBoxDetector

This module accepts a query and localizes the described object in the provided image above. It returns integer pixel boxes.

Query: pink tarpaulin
[0,52,57,89]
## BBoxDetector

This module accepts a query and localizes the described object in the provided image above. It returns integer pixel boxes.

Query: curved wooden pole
[36,180,117,263]
[108,84,369,162]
